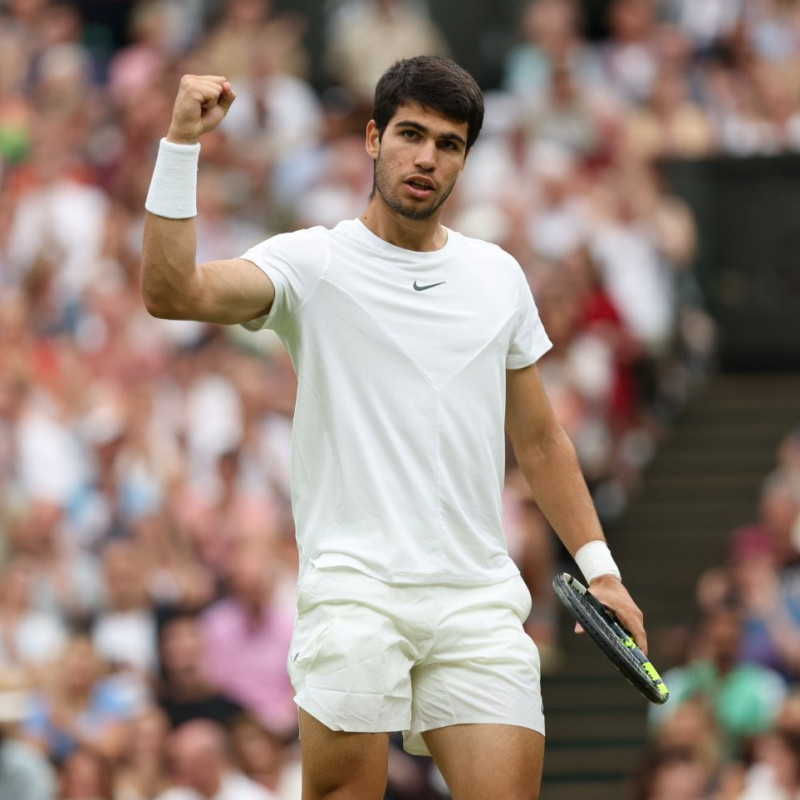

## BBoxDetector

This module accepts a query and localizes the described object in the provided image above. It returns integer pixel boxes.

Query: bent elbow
[140,285,172,318]
[140,267,198,320]
[140,286,190,320]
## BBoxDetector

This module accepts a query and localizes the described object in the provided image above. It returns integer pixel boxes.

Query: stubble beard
[372,159,455,222]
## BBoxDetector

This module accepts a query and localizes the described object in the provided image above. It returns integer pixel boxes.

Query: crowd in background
[0,0,797,797]
[638,426,800,800]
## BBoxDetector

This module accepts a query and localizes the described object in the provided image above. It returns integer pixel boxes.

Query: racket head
[553,572,669,705]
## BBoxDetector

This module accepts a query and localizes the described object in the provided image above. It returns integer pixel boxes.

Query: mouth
[405,176,436,198]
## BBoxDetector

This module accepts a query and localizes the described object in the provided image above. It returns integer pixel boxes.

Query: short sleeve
[239,227,329,332]
[506,265,552,369]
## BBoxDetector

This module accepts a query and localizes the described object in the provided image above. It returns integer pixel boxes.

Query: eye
[401,129,419,140]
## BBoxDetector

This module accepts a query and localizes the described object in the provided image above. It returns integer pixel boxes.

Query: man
[0,690,57,800]
[155,719,276,800]
[141,56,647,800]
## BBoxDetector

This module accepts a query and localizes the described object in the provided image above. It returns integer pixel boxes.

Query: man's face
[366,102,469,222]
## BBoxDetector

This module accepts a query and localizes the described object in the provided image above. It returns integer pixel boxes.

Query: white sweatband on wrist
[145,138,201,219]
[574,540,621,584]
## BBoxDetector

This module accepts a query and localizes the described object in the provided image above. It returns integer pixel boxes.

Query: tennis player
[141,56,648,800]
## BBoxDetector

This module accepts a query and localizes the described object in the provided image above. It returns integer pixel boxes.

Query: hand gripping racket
[553,572,669,705]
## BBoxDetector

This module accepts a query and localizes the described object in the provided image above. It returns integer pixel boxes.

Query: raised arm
[141,75,275,324]
[505,362,648,653]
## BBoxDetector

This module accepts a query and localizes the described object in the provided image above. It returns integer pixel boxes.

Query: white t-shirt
[242,219,551,585]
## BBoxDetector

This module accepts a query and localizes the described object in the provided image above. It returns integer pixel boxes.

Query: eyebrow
[393,120,467,148]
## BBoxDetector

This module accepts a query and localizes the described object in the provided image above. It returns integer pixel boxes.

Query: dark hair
[372,56,484,151]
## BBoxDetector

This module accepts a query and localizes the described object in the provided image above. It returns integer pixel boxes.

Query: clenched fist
[166,75,236,145]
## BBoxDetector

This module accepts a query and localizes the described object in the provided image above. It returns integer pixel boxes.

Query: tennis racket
[553,572,669,705]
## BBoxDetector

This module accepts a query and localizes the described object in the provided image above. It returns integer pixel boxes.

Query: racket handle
[583,588,669,701]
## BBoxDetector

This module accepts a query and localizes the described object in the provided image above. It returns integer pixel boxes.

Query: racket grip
[584,588,670,701]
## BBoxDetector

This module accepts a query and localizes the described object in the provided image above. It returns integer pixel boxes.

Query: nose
[415,139,437,171]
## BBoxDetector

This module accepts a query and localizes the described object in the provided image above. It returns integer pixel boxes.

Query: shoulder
[247,224,331,258]
[451,230,529,290]
[453,230,522,269]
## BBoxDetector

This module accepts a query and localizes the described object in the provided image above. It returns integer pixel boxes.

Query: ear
[365,120,381,160]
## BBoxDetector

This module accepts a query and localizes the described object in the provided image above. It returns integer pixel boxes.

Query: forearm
[514,425,606,560]
[141,212,204,319]
[140,132,206,319]
[505,365,644,645]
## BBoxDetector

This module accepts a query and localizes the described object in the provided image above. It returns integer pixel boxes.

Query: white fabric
[590,221,675,352]
[289,566,543,754]
[241,219,551,585]
[574,539,621,583]
[736,762,800,800]
[6,179,108,302]
[0,613,67,670]
[145,138,201,219]
[93,609,157,673]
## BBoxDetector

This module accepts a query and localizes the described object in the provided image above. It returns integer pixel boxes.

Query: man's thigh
[423,723,545,800]
[299,709,391,800]
[405,575,545,755]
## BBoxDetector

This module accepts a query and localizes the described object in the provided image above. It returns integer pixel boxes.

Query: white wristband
[145,138,201,219]
[574,540,621,584]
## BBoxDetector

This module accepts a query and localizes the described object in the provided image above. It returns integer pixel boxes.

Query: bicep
[505,363,562,454]
[194,257,276,325]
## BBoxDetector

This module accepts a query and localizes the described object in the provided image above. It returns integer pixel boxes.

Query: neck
[360,197,447,252]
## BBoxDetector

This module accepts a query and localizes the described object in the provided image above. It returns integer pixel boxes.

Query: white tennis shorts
[288,566,545,756]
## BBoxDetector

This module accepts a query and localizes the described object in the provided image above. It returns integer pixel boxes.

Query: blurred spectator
[661,0,742,56]
[734,729,800,800]
[650,604,787,760]
[729,470,800,679]
[156,612,243,730]
[0,555,66,688]
[744,0,800,64]
[5,113,109,329]
[58,746,114,800]
[10,498,104,624]
[621,63,717,162]
[113,705,172,800]
[229,712,302,799]
[323,0,450,106]
[22,633,136,764]
[130,512,216,612]
[199,0,308,82]
[519,65,601,158]
[632,743,716,800]
[594,0,661,105]
[172,445,284,577]
[156,719,276,800]
[587,163,693,360]
[654,696,725,780]
[107,0,184,108]
[294,133,374,228]
[92,539,158,685]
[0,688,57,800]
[502,0,603,99]
[200,538,296,737]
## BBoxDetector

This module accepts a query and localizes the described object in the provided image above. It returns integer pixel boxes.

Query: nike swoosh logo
[413,280,446,292]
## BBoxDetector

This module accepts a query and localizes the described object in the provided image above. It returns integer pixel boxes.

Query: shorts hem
[403,717,546,757]
[295,693,409,736]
